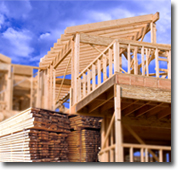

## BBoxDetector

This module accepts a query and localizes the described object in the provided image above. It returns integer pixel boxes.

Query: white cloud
[2,28,34,57]
[39,32,51,40]
[86,7,135,22]
[0,14,4,29]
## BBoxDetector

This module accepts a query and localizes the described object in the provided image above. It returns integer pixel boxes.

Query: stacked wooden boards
[67,115,101,162]
[0,108,70,162]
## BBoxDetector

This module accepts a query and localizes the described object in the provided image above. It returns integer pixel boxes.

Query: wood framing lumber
[65,12,159,34]
[79,33,171,50]
[124,125,159,162]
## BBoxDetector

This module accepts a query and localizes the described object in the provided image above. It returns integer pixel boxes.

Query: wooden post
[114,84,123,162]
[141,46,145,76]
[130,147,133,162]
[110,122,114,162]
[113,40,120,73]
[134,47,138,75]
[101,118,105,162]
[6,65,13,110]
[92,63,96,90]
[44,69,48,109]
[71,41,75,106]
[155,48,159,78]
[52,69,56,110]
[159,149,163,162]
[127,44,131,74]
[153,23,157,43]
[74,33,80,104]
[36,70,40,108]
[168,50,171,79]
[146,49,149,76]
[97,59,101,86]
[141,148,144,162]
[30,69,33,107]
[109,48,113,77]
[150,22,155,43]
[50,65,53,109]
[145,148,148,162]
[103,55,107,81]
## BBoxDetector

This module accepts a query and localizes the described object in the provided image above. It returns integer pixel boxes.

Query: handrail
[122,143,171,150]
[77,40,116,78]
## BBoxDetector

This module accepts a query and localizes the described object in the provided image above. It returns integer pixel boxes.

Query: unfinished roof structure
[1,12,171,162]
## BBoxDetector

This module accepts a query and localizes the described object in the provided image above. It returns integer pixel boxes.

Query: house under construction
[0,12,171,162]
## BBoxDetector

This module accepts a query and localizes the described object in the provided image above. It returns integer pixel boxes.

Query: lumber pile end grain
[0,108,70,162]
[67,115,101,162]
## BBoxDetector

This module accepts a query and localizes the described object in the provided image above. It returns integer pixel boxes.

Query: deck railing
[76,39,171,103]
[98,143,171,162]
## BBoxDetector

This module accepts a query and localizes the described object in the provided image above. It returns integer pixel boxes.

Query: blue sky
[0,0,171,67]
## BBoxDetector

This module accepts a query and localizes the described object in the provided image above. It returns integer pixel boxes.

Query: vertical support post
[97,59,101,86]
[134,47,138,75]
[153,23,157,43]
[159,149,163,162]
[168,50,171,79]
[150,22,154,43]
[36,70,40,108]
[44,69,48,109]
[110,122,114,162]
[69,87,73,109]
[103,55,107,81]
[130,147,133,162]
[30,69,33,107]
[92,63,96,90]
[113,40,120,73]
[141,46,145,76]
[83,73,86,98]
[141,148,144,162]
[50,64,53,109]
[155,48,159,78]
[114,84,123,162]
[6,65,13,110]
[146,49,149,76]
[109,48,112,77]
[71,41,75,106]
[101,118,105,162]
[74,33,80,104]
[52,68,56,110]
[145,148,148,162]
[127,44,131,74]
[87,68,91,94]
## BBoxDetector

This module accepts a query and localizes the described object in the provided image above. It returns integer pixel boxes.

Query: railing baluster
[97,59,101,86]
[109,48,113,77]
[145,148,148,162]
[141,46,145,76]
[146,48,149,76]
[113,40,120,73]
[134,47,138,75]
[83,73,86,98]
[92,63,96,90]
[128,44,131,74]
[87,68,91,94]
[141,148,144,162]
[103,55,107,81]
[168,50,171,79]
[130,147,133,162]
[159,149,163,162]
[155,48,159,78]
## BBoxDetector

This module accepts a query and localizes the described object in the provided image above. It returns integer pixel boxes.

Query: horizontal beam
[80,33,171,50]
[65,12,159,34]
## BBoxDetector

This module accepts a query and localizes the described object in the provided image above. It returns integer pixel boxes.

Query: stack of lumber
[0,108,70,162]
[67,115,101,162]
[69,115,101,130]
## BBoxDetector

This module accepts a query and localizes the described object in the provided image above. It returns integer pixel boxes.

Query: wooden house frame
[1,12,171,162]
